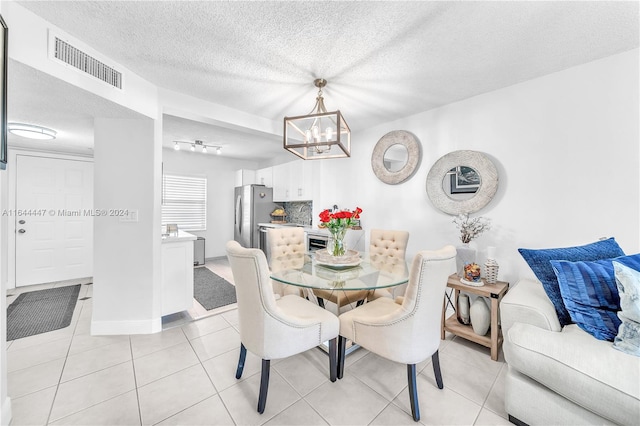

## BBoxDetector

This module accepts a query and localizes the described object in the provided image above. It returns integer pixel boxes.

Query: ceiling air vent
[52,36,122,89]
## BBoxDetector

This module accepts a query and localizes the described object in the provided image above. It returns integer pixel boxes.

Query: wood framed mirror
[426,150,498,215]
[371,130,421,185]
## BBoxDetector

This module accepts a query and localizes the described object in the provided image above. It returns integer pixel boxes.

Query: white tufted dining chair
[267,227,306,297]
[337,245,456,422]
[226,241,339,414]
[367,229,410,301]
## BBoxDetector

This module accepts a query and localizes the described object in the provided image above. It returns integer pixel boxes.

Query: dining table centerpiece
[319,207,363,257]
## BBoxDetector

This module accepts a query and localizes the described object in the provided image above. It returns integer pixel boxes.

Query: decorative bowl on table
[314,249,361,268]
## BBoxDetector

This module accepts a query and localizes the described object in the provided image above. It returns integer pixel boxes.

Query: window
[162,174,207,231]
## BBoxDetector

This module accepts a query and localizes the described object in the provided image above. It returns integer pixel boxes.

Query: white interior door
[15,155,93,287]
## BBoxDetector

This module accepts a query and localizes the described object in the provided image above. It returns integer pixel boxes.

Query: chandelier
[283,78,350,160]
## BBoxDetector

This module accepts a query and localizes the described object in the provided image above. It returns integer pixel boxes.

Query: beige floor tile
[137,364,216,425]
[219,369,301,426]
[369,401,421,426]
[61,340,132,382]
[273,349,332,396]
[181,314,232,340]
[7,336,72,373]
[422,351,500,406]
[130,326,187,359]
[49,361,136,422]
[9,385,57,426]
[264,399,329,426]
[474,408,512,425]
[346,352,408,401]
[8,357,65,399]
[156,395,234,426]
[483,364,508,419]
[7,325,75,352]
[220,309,239,327]
[392,374,482,425]
[443,336,505,374]
[190,326,240,362]
[49,390,141,425]
[134,341,200,386]
[69,333,130,355]
[202,345,262,392]
[304,375,388,425]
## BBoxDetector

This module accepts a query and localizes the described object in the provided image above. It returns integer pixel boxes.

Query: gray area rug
[7,284,81,341]
[194,267,237,310]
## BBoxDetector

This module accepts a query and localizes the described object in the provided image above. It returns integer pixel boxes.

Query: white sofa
[500,278,640,425]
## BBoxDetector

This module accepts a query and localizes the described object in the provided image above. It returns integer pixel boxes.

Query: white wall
[92,118,162,334]
[316,48,639,286]
[162,148,259,258]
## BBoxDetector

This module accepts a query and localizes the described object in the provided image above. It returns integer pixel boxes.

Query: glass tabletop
[270,252,409,291]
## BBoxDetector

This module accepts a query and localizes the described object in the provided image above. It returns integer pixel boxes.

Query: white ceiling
[8,1,639,161]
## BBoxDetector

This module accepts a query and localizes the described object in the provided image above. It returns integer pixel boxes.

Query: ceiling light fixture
[283,78,350,160]
[8,123,57,140]
[172,140,221,155]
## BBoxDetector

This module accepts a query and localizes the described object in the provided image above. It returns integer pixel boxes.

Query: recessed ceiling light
[8,123,57,140]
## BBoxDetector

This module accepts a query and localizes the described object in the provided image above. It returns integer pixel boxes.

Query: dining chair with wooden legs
[226,241,339,414]
[337,245,456,421]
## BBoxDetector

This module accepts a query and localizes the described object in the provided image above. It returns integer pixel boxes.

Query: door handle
[18,220,25,224]
[18,229,26,234]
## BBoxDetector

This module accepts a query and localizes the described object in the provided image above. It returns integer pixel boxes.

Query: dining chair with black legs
[337,245,456,422]
[226,240,339,414]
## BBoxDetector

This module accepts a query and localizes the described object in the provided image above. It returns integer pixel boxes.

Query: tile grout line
[45,283,89,425]
[182,322,239,425]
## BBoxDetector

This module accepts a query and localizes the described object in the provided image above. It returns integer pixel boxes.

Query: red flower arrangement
[318,207,362,256]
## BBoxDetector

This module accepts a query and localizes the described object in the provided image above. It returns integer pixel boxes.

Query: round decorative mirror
[426,150,498,215]
[371,130,421,185]
[384,144,409,172]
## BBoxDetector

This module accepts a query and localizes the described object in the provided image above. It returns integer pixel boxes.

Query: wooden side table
[441,274,509,361]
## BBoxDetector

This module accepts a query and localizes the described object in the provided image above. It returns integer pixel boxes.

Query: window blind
[162,174,207,231]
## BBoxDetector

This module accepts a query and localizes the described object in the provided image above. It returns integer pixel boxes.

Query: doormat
[194,267,237,311]
[7,284,81,341]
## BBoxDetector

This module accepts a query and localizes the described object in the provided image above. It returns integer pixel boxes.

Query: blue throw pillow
[612,262,640,356]
[550,253,640,341]
[518,238,625,326]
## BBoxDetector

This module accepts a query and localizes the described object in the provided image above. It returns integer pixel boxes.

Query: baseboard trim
[1,396,12,426]
[91,318,162,335]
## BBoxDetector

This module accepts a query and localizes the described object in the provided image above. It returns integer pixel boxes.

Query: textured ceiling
[9,1,639,160]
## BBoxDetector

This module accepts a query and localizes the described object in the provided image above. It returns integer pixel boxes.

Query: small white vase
[470,297,491,336]
[458,293,470,325]
[456,243,477,277]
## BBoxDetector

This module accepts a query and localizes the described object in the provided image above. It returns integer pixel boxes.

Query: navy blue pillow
[551,253,640,341]
[518,238,625,326]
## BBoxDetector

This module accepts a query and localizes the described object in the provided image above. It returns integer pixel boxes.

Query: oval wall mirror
[371,130,421,185]
[426,150,498,215]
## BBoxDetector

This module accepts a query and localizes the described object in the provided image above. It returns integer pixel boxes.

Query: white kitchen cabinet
[255,167,273,187]
[235,169,256,187]
[272,160,314,202]
[161,231,196,316]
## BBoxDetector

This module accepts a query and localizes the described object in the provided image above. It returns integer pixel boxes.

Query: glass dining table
[271,251,409,355]
[270,251,410,311]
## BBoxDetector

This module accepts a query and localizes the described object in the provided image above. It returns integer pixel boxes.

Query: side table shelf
[441,274,509,361]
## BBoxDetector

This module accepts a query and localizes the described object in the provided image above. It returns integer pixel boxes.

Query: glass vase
[456,243,477,277]
[328,227,348,257]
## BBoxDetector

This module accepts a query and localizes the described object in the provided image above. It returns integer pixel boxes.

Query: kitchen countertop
[258,222,325,235]
[257,222,363,237]
[161,230,197,243]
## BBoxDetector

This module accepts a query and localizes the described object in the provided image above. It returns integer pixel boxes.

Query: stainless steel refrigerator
[234,185,275,248]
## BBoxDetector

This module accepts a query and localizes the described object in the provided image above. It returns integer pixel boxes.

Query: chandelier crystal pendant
[284,78,350,160]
